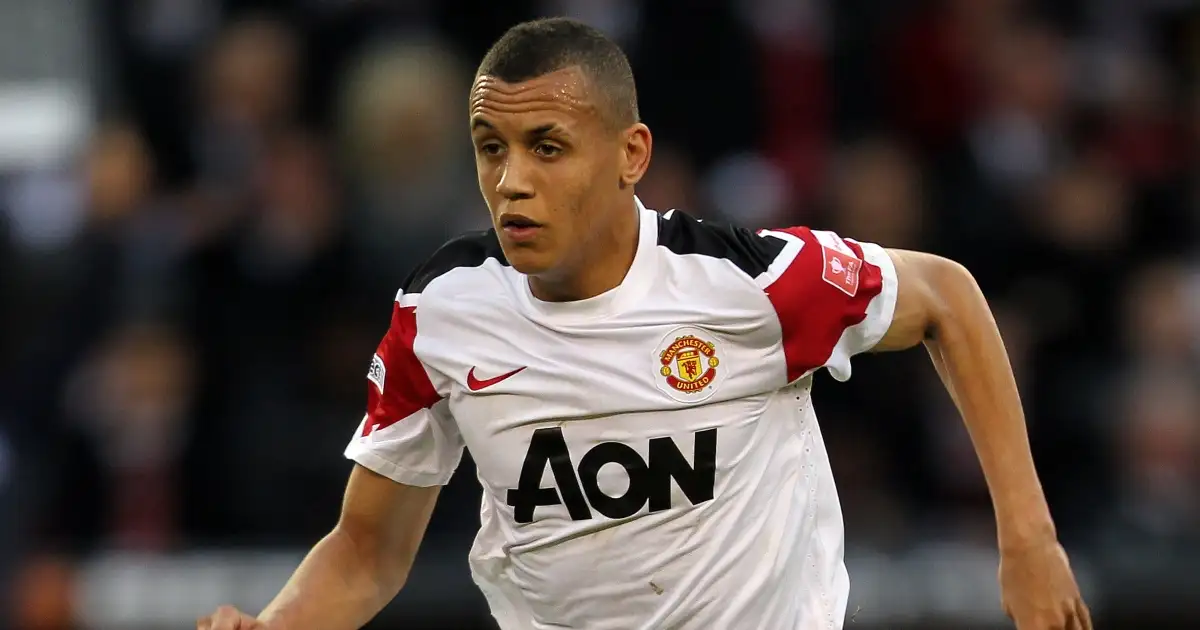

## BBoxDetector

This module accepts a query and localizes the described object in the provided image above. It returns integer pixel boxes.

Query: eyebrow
[526,124,561,140]
[470,119,567,141]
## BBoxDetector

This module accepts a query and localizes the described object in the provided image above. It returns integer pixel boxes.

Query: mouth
[499,213,544,241]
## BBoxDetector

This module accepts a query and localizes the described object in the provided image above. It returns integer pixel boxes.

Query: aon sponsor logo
[505,427,717,523]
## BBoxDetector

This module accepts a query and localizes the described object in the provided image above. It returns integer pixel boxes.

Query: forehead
[469,67,601,131]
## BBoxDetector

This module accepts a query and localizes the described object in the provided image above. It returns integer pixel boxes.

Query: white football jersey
[345,198,898,630]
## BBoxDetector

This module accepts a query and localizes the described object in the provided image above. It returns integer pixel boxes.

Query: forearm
[258,525,405,630]
[922,263,1055,548]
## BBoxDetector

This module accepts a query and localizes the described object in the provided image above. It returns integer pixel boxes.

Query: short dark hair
[477,17,639,127]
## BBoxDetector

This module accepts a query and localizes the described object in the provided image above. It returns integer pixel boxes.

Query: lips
[500,213,543,229]
[499,213,544,242]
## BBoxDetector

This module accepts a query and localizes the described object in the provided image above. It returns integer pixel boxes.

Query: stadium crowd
[0,0,1197,627]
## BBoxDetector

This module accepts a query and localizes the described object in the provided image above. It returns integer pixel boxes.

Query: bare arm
[257,464,440,630]
[873,249,1052,545]
[873,250,1090,629]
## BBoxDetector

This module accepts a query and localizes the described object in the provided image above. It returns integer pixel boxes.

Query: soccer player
[199,17,1091,630]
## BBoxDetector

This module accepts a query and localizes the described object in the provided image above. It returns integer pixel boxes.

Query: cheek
[576,162,613,214]
[557,174,591,217]
[474,156,496,183]
[475,164,500,197]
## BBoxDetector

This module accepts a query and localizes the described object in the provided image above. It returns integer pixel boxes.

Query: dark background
[1,0,1198,628]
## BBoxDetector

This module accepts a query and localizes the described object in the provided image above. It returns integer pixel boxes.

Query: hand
[196,605,265,630]
[999,540,1092,630]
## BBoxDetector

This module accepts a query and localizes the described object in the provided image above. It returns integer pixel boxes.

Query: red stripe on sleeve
[364,302,441,435]
[762,227,884,382]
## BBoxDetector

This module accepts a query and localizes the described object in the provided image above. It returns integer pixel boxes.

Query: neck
[529,198,640,302]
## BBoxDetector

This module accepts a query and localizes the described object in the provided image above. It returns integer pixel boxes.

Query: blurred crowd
[0,0,1198,627]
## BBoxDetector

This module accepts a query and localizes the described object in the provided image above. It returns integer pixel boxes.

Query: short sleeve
[754,226,898,383]
[344,294,464,486]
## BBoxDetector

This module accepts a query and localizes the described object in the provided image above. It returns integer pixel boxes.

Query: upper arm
[337,463,441,575]
[872,249,970,352]
[753,226,899,382]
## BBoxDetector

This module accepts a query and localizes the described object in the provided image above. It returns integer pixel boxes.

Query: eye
[533,142,563,158]
[478,141,505,157]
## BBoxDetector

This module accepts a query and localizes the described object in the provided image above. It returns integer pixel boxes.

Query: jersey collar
[518,196,658,323]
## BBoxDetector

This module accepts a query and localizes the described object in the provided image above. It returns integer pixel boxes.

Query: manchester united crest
[654,328,722,402]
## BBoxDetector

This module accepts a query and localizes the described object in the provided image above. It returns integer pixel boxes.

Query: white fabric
[345,202,897,629]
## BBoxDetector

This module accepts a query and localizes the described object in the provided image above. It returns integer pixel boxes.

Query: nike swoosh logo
[466,366,527,391]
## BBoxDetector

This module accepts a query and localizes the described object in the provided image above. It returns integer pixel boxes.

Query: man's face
[469,67,623,277]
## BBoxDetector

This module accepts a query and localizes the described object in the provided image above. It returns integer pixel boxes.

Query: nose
[496,153,535,201]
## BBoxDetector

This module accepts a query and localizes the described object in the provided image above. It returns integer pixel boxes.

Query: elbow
[932,256,980,301]
[922,255,982,341]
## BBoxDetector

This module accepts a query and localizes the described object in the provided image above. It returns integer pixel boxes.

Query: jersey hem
[855,242,899,352]
[344,447,453,487]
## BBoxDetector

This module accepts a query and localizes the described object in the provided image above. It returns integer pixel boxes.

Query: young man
[199,17,1090,630]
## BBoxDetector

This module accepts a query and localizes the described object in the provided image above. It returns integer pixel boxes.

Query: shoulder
[655,208,793,280]
[653,209,888,297]
[401,229,508,296]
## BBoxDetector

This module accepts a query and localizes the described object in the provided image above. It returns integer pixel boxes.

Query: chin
[502,247,558,276]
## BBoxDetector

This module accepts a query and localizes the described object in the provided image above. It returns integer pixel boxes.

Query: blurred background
[0,0,1198,628]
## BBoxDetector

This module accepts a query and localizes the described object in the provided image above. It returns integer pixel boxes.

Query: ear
[619,123,653,188]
